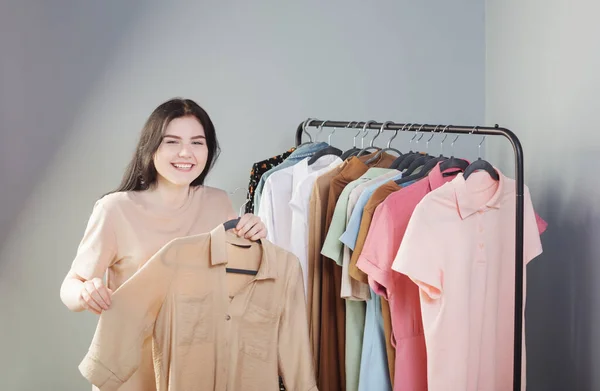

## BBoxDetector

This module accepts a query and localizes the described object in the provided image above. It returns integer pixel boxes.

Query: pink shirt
[392,170,544,391]
[356,163,453,391]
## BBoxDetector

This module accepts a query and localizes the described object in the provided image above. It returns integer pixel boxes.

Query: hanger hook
[347,121,360,147]
[369,121,384,147]
[410,124,426,144]
[426,125,440,152]
[478,135,486,159]
[361,120,376,148]
[399,123,411,148]
[405,123,416,144]
[451,134,460,157]
[451,134,460,146]
[328,124,337,145]
[315,120,327,142]
[384,121,397,148]
[302,118,315,142]
[440,125,451,155]
[428,125,440,143]
[229,187,251,217]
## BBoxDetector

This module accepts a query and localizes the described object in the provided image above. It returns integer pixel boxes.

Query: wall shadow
[526,185,597,390]
[0,0,150,253]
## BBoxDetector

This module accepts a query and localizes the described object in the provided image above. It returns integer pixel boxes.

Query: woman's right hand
[79,277,113,315]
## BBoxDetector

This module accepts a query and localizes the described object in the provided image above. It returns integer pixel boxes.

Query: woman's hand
[233,213,267,241]
[79,277,113,315]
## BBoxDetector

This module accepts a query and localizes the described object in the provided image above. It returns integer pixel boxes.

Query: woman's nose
[178,145,191,157]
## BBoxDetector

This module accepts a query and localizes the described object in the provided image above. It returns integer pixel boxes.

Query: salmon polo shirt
[393,170,544,391]
[356,163,453,391]
[78,225,317,391]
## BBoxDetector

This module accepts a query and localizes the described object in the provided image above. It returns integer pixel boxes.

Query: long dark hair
[109,98,220,194]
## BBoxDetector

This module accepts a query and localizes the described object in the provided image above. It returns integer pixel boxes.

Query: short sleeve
[339,201,364,250]
[524,187,544,264]
[391,203,442,300]
[71,200,117,280]
[355,203,397,298]
[320,196,348,266]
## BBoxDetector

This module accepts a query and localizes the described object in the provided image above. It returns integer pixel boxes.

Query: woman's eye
[165,140,178,144]
[193,142,205,145]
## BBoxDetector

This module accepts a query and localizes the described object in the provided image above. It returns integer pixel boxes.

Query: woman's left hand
[233,213,267,241]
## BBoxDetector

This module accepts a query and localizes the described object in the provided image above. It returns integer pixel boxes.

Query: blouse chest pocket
[176,292,214,346]
[239,302,278,362]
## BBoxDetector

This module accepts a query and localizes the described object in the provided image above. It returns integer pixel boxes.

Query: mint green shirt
[320,167,396,391]
[321,167,394,265]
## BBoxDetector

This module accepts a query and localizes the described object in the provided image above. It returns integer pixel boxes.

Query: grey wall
[0,0,485,389]
[486,0,600,389]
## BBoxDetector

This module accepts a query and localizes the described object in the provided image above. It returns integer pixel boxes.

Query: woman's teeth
[173,163,193,170]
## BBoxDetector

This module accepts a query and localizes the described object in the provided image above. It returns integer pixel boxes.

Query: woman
[60,97,267,390]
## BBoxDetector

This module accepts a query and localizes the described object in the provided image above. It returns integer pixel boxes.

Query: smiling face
[153,116,208,188]
[112,98,221,193]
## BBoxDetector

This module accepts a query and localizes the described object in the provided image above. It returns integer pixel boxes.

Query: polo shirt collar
[427,162,447,190]
[209,225,277,280]
[453,168,504,219]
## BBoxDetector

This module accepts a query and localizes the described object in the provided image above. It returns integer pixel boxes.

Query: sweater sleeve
[71,199,117,280]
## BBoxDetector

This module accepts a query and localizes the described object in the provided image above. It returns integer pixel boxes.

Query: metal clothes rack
[295,120,525,391]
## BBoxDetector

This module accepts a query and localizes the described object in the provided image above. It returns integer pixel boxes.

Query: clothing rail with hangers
[295,119,525,391]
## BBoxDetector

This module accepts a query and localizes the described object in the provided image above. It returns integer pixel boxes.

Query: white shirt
[257,167,294,252]
[288,155,343,297]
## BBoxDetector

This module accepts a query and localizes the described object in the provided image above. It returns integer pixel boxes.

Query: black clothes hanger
[389,124,422,170]
[308,121,343,165]
[395,125,446,183]
[340,149,359,160]
[420,156,447,175]
[402,155,436,176]
[225,267,258,276]
[308,146,342,165]
[395,154,462,186]
[223,218,240,231]
[401,128,443,175]
[395,125,462,185]
[390,153,418,170]
[403,125,450,176]
[364,121,402,165]
[439,157,469,174]
[463,159,499,181]
[355,120,381,157]
[463,135,499,181]
[438,133,470,175]
[340,122,362,160]
[340,147,360,160]
[222,188,259,276]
